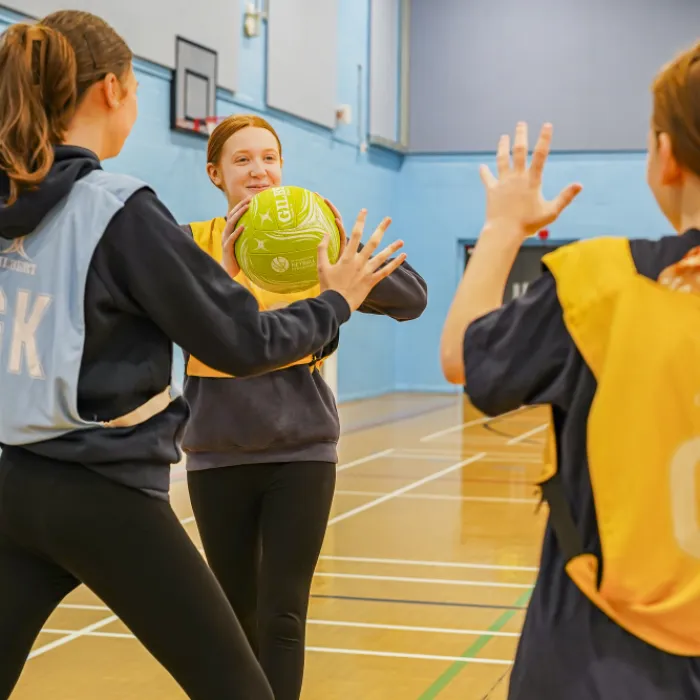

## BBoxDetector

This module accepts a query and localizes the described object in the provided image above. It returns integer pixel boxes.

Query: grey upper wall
[12,0,241,90]
[369,0,401,143]
[267,0,339,129]
[408,0,700,152]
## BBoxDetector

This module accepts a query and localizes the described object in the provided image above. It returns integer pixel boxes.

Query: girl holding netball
[441,44,700,700]
[180,115,427,700]
[0,12,405,698]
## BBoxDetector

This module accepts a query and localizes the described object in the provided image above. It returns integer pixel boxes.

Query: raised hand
[480,122,582,237]
[317,209,405,311]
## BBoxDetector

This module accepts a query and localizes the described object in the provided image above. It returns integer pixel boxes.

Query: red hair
[207,114,282,165]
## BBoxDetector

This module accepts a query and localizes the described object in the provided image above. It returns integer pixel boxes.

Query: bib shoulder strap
[542,237,637,378]
[189,217,226,261]
[80,170,149,204]
[542,237,636,311]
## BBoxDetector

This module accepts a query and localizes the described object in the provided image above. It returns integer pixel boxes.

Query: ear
[280,155,285,169]
[100,73,124,111]
[207,162,223,189]
[658,132,684,186]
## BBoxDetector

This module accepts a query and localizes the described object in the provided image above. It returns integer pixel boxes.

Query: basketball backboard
[171,35,218,137]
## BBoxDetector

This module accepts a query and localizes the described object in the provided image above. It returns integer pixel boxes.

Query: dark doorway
[463,242,563,303]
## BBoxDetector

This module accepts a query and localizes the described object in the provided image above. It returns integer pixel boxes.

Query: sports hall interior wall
[0,1,403,403]
[393,0,698,392]
[0,1,692,399]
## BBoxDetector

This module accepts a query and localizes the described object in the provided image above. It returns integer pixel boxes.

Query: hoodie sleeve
[357,253,428,321]
[90,188,351,378]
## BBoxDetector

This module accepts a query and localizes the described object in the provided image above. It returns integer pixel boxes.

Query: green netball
[235,186,342,293]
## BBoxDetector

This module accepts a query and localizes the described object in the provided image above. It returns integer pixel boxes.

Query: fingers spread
[344,209,367,256]
[496,133,511,177]
[512,122,528,172]
[479,164,497,188]
[553,182,583,215]
[372,253,407,283]
[367,239,404,272]
[530,123,553,184]
[360,217,392,259]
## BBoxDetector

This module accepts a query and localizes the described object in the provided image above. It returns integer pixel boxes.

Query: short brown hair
[207,114,283,166]
[0,11,132,205]
[652,40,700,177]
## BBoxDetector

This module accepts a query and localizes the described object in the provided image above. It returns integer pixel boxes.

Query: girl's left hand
[320,196,347,255]
[221,196,252,278]
[480,122,582,237]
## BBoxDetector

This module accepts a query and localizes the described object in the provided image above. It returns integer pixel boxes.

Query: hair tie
[24,25,47,87]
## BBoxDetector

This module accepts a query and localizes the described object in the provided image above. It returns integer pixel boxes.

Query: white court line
[59,603,111,611]
[318,554,538,573]
[177,451,396,507]
[29,615,119,659]
[335,489,538,505]
[41,425,528,659]
[390,452,457,462]
[309,619,520,637]
[314,572,531,589]
[420,407,525,442]
[507,423,547,446]
[43,628,132,639]
[39,631,515,664]
[336,448,395,473]
[306,646,512,665]
[179,450,399,529]
[327,453,486,526]
[44,620,520,639]
[480,455,542,464]
[423,435,542,448]
[340,451,541,465]
[400,448,542,461]
[38,633,514,665]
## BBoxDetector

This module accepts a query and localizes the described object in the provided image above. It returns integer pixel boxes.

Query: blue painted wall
[0,0,403,402]
[0,2,674,399]
[393,152,671,392]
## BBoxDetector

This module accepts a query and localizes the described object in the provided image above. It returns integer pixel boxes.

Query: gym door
[463,243,561,303]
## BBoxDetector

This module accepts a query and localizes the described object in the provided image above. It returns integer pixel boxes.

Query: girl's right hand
[221,196,252,278]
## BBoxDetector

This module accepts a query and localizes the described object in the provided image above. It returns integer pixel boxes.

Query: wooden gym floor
[13,393,548,700]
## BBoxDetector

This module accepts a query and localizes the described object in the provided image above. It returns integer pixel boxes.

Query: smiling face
[206,125,283,209]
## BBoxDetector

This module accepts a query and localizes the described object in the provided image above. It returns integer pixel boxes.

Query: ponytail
[0,23,77,206]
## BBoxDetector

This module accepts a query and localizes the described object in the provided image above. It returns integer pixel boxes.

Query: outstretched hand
[480,122,582,237]
[317,209,405,311]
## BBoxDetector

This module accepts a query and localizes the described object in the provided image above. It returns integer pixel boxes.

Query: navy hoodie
[180,223,428,469]
[0,147,351,499]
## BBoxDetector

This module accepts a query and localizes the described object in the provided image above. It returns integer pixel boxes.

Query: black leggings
[0,449,273,700]
[188,461,336,700]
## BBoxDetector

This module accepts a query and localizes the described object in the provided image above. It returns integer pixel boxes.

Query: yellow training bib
[540,237,700,656]
[185,217,329,378]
